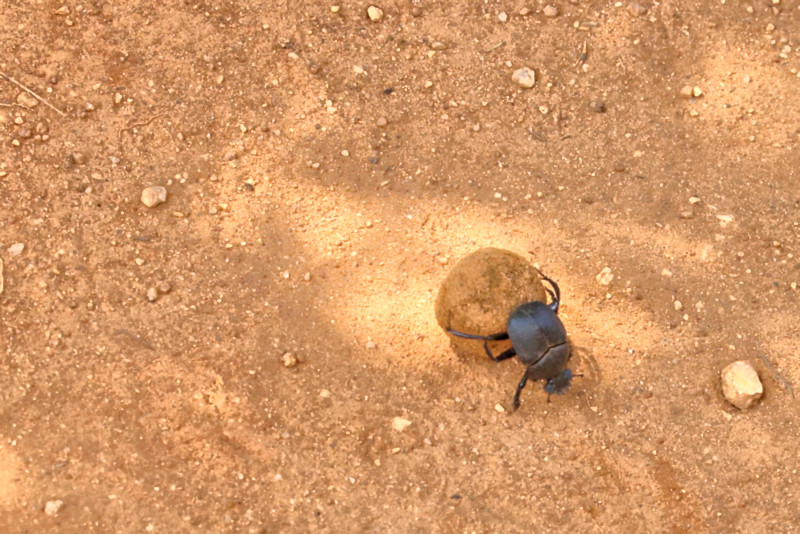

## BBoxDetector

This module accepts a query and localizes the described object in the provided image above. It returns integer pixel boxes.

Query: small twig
[118,112,166,140]
[758,352,794,397]
[0,102,33,111]
[527,128,546,142]
[575,41,588,66]
[0,72,66,116]
[482,41,506,53]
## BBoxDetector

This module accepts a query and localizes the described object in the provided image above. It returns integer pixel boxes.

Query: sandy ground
[1,0,800,532]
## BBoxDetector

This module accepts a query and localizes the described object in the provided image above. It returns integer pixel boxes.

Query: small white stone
[692,86,704,98]
[365,341,377,349]
[367,6,383,21]
[392,417,412,432]
[494,403,505,413]
[512,67,536,88]
[44,500,64,516]
[717,214,734,228]
[7,243,24,255]
[674,300,683,311]
[498,11,508,22]
[721,361,763,410]
[141,186,167,208]
[596,267,614,286]
[543,5,559,17]
[146,287,159,302]
[680,85,694,98]
[282,353,298,368]
[689,196,701,204]
[319,389,332,398]
[17,92,39,108]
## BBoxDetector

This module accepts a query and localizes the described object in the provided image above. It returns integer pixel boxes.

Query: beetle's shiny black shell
[506,301,570,380]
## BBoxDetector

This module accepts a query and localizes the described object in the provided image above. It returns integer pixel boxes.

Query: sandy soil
[1,1,800,532]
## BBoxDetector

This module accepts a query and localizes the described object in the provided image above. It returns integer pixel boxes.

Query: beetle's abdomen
[506,302,568,372]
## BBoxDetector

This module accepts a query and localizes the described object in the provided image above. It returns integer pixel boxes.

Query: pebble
[392,417,412,432]
[44,500,64,516]
[223,149,238,161]
[674,300,683,311]
[7,243,24,255]
[692,86,703,98]
[721,361,763,410]
[319,389,332,398]
[494,403,505,413]
[590,100,607,113]
[680,85,694,99]
[146,287,159,302]
[717,214,734,228]
[16,92,38,108]
[367,6,383,21]
[376,117,388,127]
[430,42,448,51]
[512,67,536,88]
[157,281,172,294]
[627,2,648,16]
[282,353,298,368]
[543,5,559,17]
[613,161,626,172]
[141,186,167,208]
[365,341,377,349]
[498,11,508,22]
[596,267,614,286]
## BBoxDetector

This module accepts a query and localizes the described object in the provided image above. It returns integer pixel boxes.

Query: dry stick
[758,352,794,397]
[0,72,66,117]
[118,113,166,140]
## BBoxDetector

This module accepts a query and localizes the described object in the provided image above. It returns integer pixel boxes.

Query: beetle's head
[543,369,574,395]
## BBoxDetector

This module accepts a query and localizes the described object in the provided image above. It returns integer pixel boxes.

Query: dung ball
[435,248,546,357]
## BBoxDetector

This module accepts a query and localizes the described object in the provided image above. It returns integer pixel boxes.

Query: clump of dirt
[435,248,546,356]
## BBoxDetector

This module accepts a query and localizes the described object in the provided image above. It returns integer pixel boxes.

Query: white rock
[494,403,505,413]
[8,243,24,255]
[543,5,559,17]
[367,6,383,21]
[282,353,298,368]
[721,360,763,410]
[17,92,39,108]
[141,186,167,208]
[511,67,536,88]
[392,417,412,432]
[146,287,159,302]
[44,500,64,516]
[717,214,734,228]
[596,266,614,286]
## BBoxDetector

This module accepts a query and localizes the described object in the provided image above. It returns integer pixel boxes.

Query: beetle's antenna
[535,269,560,313]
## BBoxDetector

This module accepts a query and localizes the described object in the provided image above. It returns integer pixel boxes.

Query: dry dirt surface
[1,1,800,532]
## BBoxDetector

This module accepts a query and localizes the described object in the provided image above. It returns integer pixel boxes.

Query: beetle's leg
[485,344,516,362]
[447,329,509,341]
[535,269,561,313]
[512,374,529,411]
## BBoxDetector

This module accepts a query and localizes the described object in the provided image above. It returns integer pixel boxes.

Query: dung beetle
[448,270,575,411]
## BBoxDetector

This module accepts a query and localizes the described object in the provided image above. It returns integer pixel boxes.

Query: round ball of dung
[435,248,546,357]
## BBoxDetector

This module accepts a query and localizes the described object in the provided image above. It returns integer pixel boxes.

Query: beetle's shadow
[569,341,602,387]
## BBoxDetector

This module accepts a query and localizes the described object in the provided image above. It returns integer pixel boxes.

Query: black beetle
[448,270,575,410]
